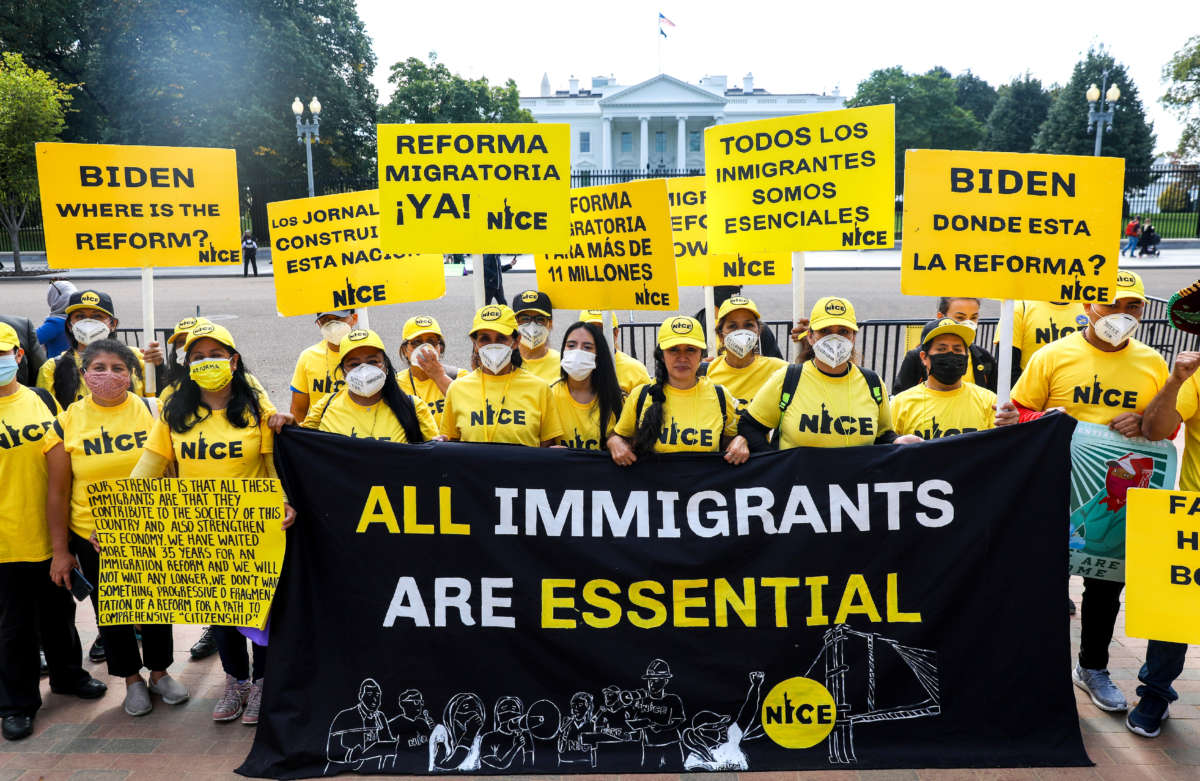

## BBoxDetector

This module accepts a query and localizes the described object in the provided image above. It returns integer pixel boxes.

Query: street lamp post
[1085,72,1120,157]
[293,96,322,197]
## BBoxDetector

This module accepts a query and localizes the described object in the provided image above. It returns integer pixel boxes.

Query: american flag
[658,12,675,37]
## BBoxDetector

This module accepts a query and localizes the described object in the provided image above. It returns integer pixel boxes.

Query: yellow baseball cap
[169,316,211,347]
[402,315,443,341]
[657,316,706,350]
[716,294,761,323]
[921,318,976,349]
[470,304,518,336]
[339,328,387,356]
[0,322,19,351]
[183,322,236,352]
[1111,269,1147,302]
[579,310,618,328]
[809,296,858,332]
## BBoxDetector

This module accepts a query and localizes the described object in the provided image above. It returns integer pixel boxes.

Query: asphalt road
[4,267,1200,407]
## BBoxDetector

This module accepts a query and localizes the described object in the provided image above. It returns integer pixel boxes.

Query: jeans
[1078,576,1124,670]
[214,626,264,681]
[1125,236,1139,255]
[1138,640,1188,704]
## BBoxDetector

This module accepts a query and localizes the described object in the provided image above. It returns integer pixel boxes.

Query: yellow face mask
[189,358,233,390]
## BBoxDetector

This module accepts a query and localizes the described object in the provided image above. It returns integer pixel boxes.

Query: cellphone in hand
[69,567,94,601]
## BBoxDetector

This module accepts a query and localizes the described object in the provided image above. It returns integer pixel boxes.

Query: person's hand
[281,503,296,530]
[1109,412,1143,438]
[790,317,811,342]
[432,434,449,442]
[894,434,923,445]
[608,435,636,466]
[89,531,101,553]
[413,345,447,380]
[993,400,1019,427]
[49,551,78,588]
[724,435,749,464]
[749,671,765,684]
[142,340,165,366]
[1173,352,1200,383]
[268,412,295,433]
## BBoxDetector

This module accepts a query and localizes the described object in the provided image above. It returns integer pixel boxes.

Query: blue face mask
[0,355,18,385]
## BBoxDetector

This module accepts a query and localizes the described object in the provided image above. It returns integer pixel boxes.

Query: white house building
[520,73,845,171]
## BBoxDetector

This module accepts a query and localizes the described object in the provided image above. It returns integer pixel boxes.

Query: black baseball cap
[513,290,553,317]
[64,290,115,319]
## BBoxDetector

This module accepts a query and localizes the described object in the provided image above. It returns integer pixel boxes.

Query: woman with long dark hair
[608,317,747,466]
[302,329,438,442]
[548,321,624,450]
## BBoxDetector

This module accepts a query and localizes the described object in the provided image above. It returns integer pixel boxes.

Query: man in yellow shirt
[995,299,1089,386]
[1011,269,1166,715]
[891,319,1001,439]
[513,290,560,383]
[290,310,359,420]
[579,310,651,393]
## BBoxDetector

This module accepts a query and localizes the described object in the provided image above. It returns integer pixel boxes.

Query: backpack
[635,381,728,429]
[30,386,57,415]
[773,362,884,447]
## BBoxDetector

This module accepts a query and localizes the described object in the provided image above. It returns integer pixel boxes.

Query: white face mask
[320,320,352,346]
[813,333,854,367]
[957,320,979,331]
[411,343,440,364]
[560,349,596,380]
[723,329,759,359]
[477,343,513,373]
[174,348,187,366]
[1093,312,1139,346]
[345,363,387,396]
[518,322,549,350]
[71,318,110,346]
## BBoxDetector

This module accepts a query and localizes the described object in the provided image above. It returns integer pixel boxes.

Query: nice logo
[761,676,837,749]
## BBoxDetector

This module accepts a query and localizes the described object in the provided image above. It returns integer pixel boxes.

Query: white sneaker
[148,673,190,705]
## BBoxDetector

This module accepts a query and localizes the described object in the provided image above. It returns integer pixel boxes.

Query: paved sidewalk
[1,578,1197,780]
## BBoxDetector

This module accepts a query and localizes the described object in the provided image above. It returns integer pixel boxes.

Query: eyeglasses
[517,315,550,326]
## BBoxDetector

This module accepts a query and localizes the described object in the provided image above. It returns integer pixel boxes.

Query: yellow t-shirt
[614,351,651,395]
[440,368,563,446]
[1174,376,1200,493]
[706,354,789,406]
[890,382,997,439]
[549,380,617,450]
[744,363,894,449]
[302,390,439,443]
[42,393,155,539]
[994,300,1089,369]
[144,394,277,479]
[613,377,739,453]
[396,367,469,424]
[0,387,60,562]
[290,341,344,409]
[158,372,269,407]
[1011,332,1167,424]
[521,349,562,384]
[37,348,147,400]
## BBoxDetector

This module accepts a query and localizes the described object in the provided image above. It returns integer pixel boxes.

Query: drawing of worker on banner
[682,671,765,771]
[626,659,687,768]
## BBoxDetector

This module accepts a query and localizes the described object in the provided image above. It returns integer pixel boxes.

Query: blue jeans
[1125,235,1139,255]
[1138,640,1188,703]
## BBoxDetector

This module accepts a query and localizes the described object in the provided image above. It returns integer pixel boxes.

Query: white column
[676,116,687,169]
[638,116,649,170]
[602,117,613,170]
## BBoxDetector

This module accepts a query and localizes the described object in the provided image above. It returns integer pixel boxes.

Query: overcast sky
[356,0,1194,156]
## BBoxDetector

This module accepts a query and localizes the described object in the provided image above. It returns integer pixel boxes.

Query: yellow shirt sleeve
[302,394,331,429]
[289,353,308,395]
[715,385,740,438]
[538,383,564,443]
[413,394,439,441]
[1179,377,1200,423]
[1010,347,1050,411]
[614,383,649,438]
[743,366,787,429]
[144,418,177,462]
[439,387,460,440]
[37,358,55,391]
[130,450,171,479]
[42,413,65,453]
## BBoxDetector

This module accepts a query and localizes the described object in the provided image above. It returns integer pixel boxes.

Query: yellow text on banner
[536,178,678,310]
[900,149,1123,302]
[1126,488,1200,644]
[92,477,285,629]
[377,123,571,253]
[268,189,445,316]
[704,104,896,253]
[667,177,790,286]
[36,143,241,268]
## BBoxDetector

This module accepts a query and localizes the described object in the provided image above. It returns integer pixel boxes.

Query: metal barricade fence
[113,328,174,348]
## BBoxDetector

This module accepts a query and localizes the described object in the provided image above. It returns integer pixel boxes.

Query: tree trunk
[8,223,20,273]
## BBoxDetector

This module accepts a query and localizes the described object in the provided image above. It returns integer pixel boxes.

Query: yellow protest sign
[91,477,285,629]
[268,189,445,316]
[535,178,678,310]
[36,143,241,268]
[704,104,895,253]
[901,150,1123,302]
[377,123,571,253]
[1126,488,1200,644]
[667,177,790,286]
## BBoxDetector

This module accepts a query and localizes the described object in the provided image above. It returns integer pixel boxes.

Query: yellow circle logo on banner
[761,676,837,749]
[824,299,848,317]
[670,317,693,335]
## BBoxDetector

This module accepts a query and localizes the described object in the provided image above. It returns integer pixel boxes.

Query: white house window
[579,131,590,153]
[620,132,632,154]
[655,131,666,155]
[688,131,701,153]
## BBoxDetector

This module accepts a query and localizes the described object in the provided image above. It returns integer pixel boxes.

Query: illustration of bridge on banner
[805,625,941,764]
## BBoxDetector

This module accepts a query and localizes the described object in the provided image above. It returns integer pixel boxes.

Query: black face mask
[928,352,968,384]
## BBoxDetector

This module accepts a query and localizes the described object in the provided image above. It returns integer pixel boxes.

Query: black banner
[239,415,1089,778]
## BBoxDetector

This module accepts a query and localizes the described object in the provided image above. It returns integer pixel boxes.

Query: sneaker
[242,679,263,725]
[190,626,218,660]
[1127,696,1170,738]
[148,674,190,705]
[123,681,153,717]
[1073,664,1128,712]
[213,675,250,722]
[88,637,106,663]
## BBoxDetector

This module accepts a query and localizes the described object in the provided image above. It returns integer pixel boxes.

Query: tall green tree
[380,55,532,124]
[984,75,1052,152]
[955,70,998,125]
[1162,35,1200,159]
[847,66,984,162]
[0,51,72,271]
[1032,47,1155,189]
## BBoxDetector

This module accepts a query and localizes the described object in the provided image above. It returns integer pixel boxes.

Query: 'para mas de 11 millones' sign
[377,123,571,253]
[536,178,678,310]
[668,177,790,286]
[704,105,895,253]
[901,150,1123,302]
[268,190,445,316]
[36,143,241,268]
[1126,488,1200,644]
